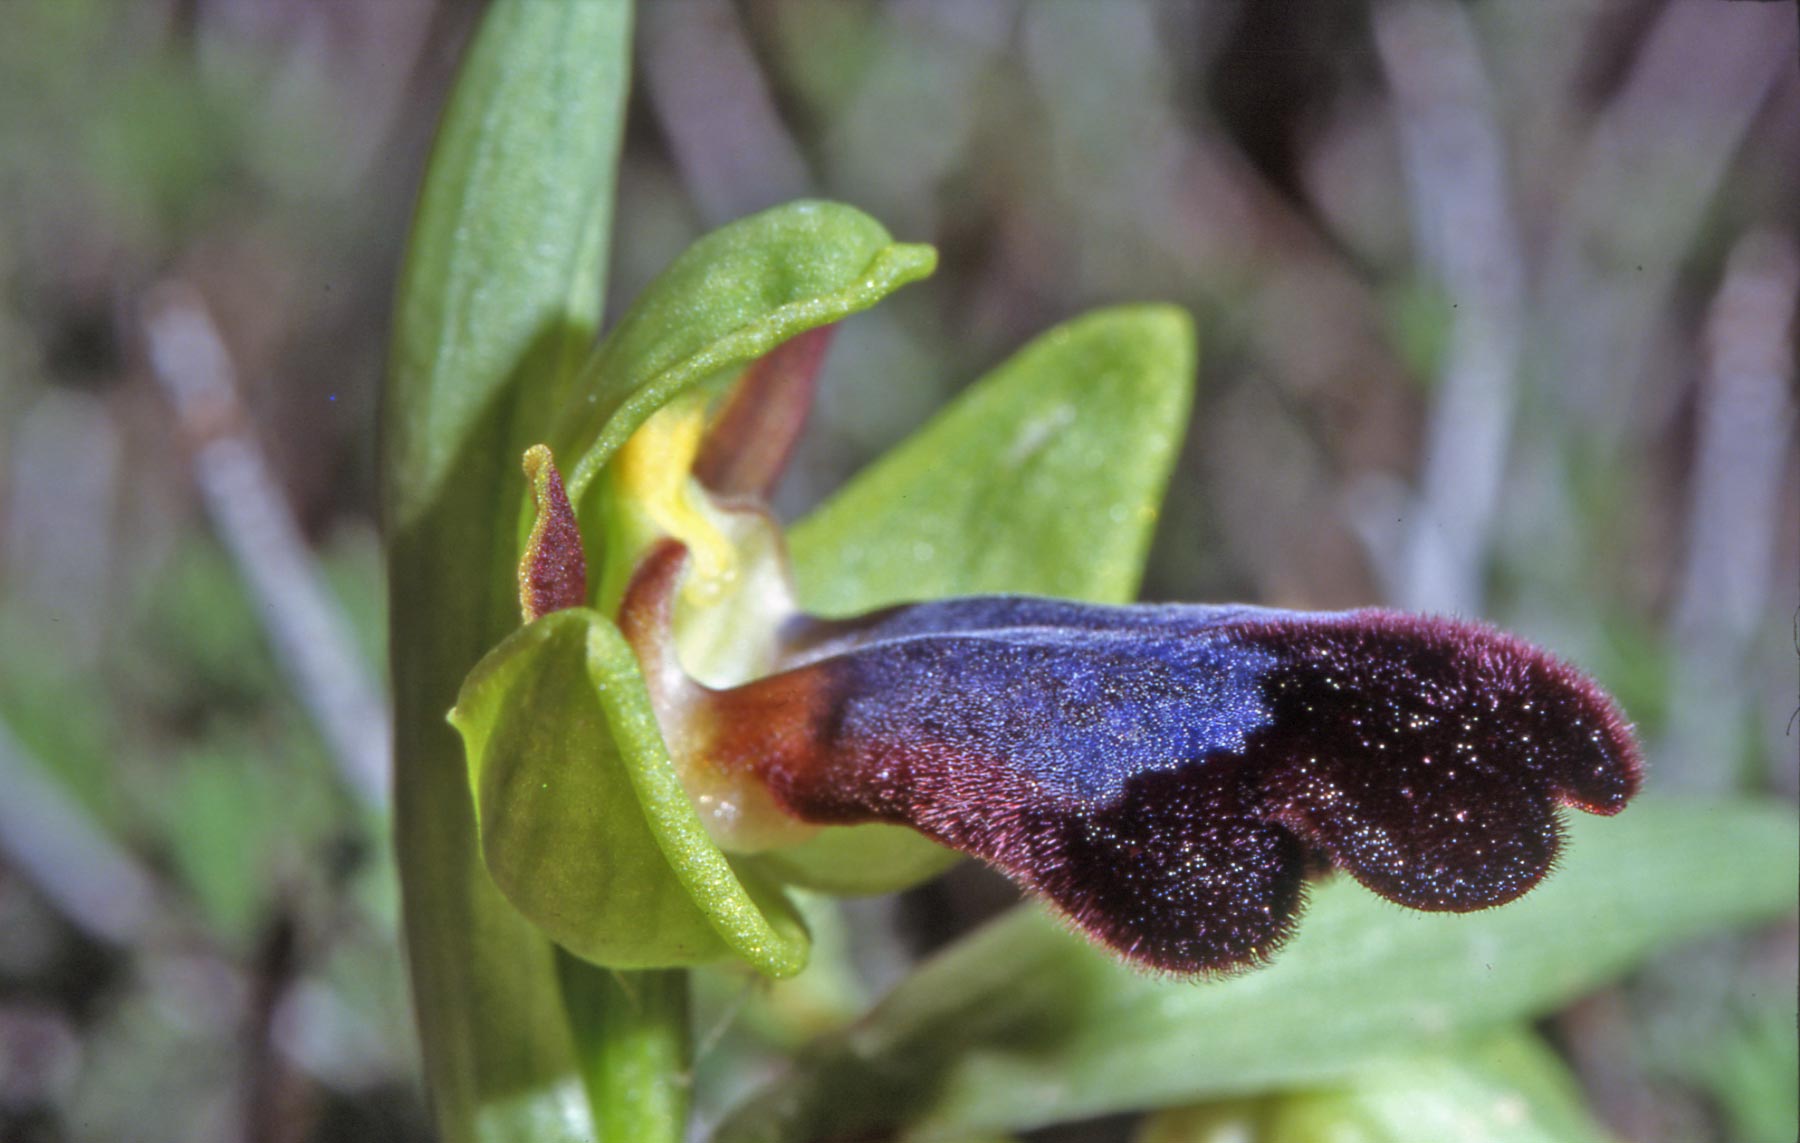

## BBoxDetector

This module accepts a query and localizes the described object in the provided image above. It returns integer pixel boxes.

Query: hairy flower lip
[622,537,1642,975]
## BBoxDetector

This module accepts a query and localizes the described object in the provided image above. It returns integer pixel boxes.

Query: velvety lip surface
[630,543,1642,974]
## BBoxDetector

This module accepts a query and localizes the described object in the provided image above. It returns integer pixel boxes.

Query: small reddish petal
[518,445,587,623]
[693,326,835,498]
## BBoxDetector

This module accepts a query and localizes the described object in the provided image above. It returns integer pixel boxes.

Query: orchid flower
[477,325,1640,977]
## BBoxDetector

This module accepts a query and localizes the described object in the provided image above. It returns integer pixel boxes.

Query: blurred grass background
[0,1,1794,1141]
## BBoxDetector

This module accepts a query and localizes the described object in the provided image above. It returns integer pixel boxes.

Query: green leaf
[790,304,1196,613]
[560,200,937,513]
[758,305,1197,894]
[1144,1029,1614,1143]
[1259,1031,1616,1143]
[716,799,1798,1142]
[379,2,630,1140]
[452,608,809,977]
[385,3,627,535]
[1693,990,1799,1143]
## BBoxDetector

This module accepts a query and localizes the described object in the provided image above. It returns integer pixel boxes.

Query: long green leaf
[716,799,1798,1141]
[754,305,1197,894]
[1142,1029,1617,1143]
[381,3,629,1140]
[451,608,809,976]
[385,2,627,533]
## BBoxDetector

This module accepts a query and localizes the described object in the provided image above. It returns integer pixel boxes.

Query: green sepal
[754,305,1198,894]
[451,608,809,977]
[558,200,936,517]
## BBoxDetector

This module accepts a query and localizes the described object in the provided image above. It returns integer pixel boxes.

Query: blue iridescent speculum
[539,332,1643,977]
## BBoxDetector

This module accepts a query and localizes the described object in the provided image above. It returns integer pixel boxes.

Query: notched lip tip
[1558,683,1645,811]
[1381,608,1646,813]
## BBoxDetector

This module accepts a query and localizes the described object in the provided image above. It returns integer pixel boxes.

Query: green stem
[382,1,632,1138]
[559,956,692,1143]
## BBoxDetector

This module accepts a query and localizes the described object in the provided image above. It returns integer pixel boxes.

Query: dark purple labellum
[626,544,1641,975]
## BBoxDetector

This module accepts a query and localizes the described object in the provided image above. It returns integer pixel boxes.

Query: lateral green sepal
[560,200,937,510]
[452,608,809,977]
